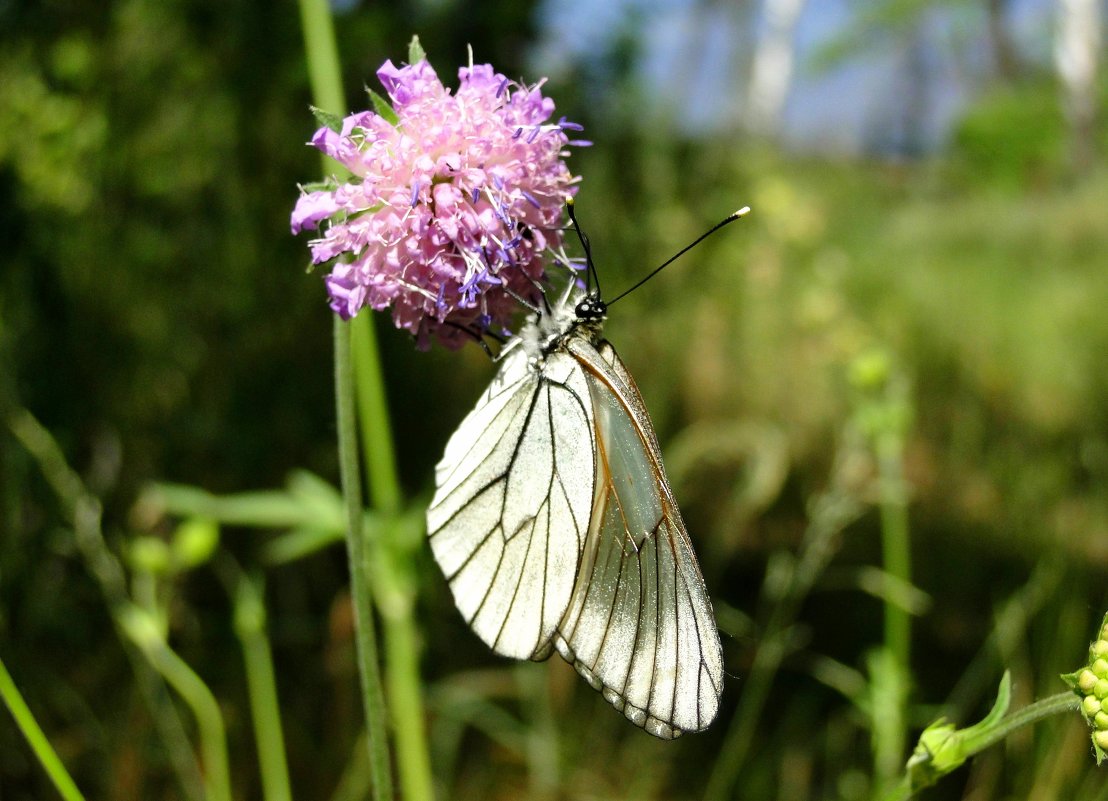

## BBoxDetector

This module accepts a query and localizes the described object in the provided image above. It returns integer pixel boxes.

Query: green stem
[963,691,1080,753]
[351,315,402,513]
[878,452,911,666]
[7,408,204,801]
[296,1,395,798]
[382,611,435,801]
[334,316,395,801]
[875,442,911,788]
[295,8,433,800]
[233,573,293,801]
[881,692,1081,801]
[121,607,232,801]
[297,0,345,116]
[703,485,864,801]
[0,654,87,801]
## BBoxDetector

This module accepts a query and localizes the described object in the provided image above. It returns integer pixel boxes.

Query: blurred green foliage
[2,1,1107,800]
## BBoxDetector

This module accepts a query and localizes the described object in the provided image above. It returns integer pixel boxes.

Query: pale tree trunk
[986,0,1019,81]
[745,0,808,137]
[1054,0,1101,171]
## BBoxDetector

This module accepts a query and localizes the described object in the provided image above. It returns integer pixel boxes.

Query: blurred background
[2,0,1107,799]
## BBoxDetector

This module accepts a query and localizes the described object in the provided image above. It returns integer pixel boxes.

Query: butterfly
[426,202,747,738]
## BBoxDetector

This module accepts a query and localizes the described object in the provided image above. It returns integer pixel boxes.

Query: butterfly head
[574,293,607,323]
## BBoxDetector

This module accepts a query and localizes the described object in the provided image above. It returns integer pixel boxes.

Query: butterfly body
[427,286,723,738]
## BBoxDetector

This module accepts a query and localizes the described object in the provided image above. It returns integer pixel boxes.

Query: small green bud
[1078,669,1099,694]
[1097,731,1108,752]
[1096,679,1108,700]
[1093,658,1108,679]
[1092,640,1108,659]
[172,518,220,569]
[1101,622,1108,640]
[848,348,891,392]
[128,537,171,574]
[1095,711,1108,730]
[1083,695,1102,717]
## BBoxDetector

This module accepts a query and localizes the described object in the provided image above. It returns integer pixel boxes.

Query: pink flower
[291,57,587,349]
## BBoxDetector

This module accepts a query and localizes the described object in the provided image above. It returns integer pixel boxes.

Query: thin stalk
[233,573,293,801]
[295,1,395,798]
[518,663,559,800]
[121,608,232,801]
[703,485,864,801]
[330,730,373,801]
[880,692,1081,801]
[7,408,204,801]
[964,691,1080,752]
[382,613,435,801]
[334,316,395,801]
[0,654,87,801]
[350,316,402,513]
[874,441,911,790]
[295,6,433,800]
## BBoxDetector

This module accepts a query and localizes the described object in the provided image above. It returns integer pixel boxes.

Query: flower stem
[351,316,402,513]
[334,315,395,801]
[881,691,1081,801]
[0,654,87,801]
[233,572,293,801]
[962,691,1080,752]
[382,611,436,801]
[703,467,865,801]
[295,6,434,801]
[295,1,396,799]
[120,606,232,801]
[7,407,204,801]
[875,441,912,787]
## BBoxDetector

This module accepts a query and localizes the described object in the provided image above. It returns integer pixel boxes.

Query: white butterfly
[427,207,745,738]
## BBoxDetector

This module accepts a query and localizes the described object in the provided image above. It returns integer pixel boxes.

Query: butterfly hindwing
[427,346,596,660]
[553,337,724,738]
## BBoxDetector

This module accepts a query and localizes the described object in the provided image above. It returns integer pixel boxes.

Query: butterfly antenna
[566,197,602,298]
[607,206,751,308]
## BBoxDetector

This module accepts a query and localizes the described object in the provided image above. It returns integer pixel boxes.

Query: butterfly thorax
[519,288,607,363]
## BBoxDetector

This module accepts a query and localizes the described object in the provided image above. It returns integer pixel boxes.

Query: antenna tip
[733,206,751,218]
[566,196,575,208]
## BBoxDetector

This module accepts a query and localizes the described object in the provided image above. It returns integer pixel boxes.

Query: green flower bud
[172,518,220,569]
[1093,640,1108,659]
[1096,679,1108,700]
[1083,695,1102,717]
[1097,730,1108,752]
[849,348,891,392]
[1094,658,1108,679]
[128,536,171,574]
[1095,711,1108,731]
[1078,669,1099,694]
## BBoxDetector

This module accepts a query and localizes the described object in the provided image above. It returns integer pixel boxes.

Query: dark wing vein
[552,336,723,739]
[427,350,594,661]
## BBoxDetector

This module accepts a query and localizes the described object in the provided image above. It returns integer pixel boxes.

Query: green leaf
[297,179,337,193]
[310,105,343,133]
[261,526,344,566]
[367,88,399,126]
[408,35,426,65]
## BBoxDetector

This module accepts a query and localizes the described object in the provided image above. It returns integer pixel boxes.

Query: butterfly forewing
[552,337,724,739]
[427,346,596,660]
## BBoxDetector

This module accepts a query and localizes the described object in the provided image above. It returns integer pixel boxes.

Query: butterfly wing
[553,337,724,739]
[427,345,596,660]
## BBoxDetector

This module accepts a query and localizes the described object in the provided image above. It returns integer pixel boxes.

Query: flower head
[291,55,587,349]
